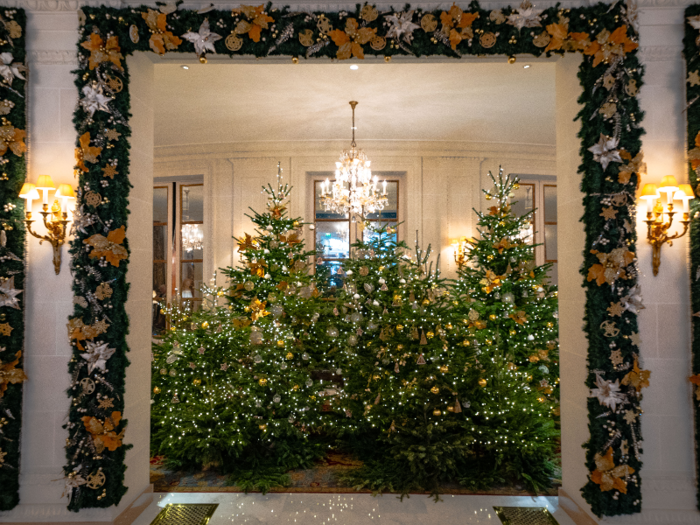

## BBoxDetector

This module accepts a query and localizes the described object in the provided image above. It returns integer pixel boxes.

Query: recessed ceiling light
[523,64,531,69]
[181,65,189,70]
[350,64,359,70]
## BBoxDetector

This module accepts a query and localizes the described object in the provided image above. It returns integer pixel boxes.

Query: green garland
[0,8,27,512]
[683,6,700,510]
[66,1,645,517]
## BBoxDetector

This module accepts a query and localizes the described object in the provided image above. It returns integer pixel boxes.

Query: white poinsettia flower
[588,133,623,171]
[506,1,543,30]
[80,84,111,117]
[80,340,116,374]
[0,52,25,86]
[621,284,645,314]
[589,373,626,411]
[386,11,419,44]
[689,15,700,30]
[0,276,22,309]
[182,19,222,57]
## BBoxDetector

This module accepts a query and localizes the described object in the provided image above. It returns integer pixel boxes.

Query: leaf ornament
[80,33,124,71]
[621,358,650,392]
[479,269,503,293]
[0,351,27,398]
[587,247,635,286]
[584,26,638,68]
[509,310,528,325]
[247,298,270,321]
[493,237,514,254]
[618,149,646,186]
[237,233,257,252]
[67,317,110,350]
[83,226,128,267]
[81,411,126,453]
[248,259,267,277]
[590,447,635,494]
[328,18,376,60]
[142,9,182,55]
[231,5,274,43]
[279,231,301,246]
[439,4,479,50]
[269,203,285,219]
[75,132,102,173]
[0,121,25,156]
[543,22,590,53]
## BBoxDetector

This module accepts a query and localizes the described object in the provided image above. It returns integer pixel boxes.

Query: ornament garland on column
[67,1,646,516]
[683,6,700,511]
[0,7,27,512]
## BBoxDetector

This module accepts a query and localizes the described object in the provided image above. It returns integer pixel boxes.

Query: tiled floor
[132,492,577,524]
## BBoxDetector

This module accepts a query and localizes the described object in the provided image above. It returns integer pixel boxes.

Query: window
[314,179,399,290]
[510,178,557,285]
[153,186,169,335]
[180,184,204,309]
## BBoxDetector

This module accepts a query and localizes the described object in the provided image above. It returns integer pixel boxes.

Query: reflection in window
[543,184,558,285]
[153,186,168,335]
[363,181,398,242]
[510,182,535,244]
[180,184,203,308]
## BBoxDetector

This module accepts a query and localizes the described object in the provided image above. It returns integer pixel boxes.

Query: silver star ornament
[0,276,22,309]
[80,84,112,118]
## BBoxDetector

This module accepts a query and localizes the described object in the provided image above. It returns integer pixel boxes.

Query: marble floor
[132,492,577,524]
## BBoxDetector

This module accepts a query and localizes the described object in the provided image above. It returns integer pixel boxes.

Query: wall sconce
[640,175,695,276]
[451,236,470,269]
[19,175,75,275]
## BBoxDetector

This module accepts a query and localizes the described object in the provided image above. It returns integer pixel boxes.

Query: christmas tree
[451,169,560,491]
[332,224,475,496]
[151,165,333,492]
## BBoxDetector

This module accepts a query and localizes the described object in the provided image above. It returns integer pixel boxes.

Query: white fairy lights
[320,101,388,220]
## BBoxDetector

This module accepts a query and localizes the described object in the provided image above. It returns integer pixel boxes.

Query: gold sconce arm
[644,202,690,276]
[452,236,470,270]
[24,203,70,275]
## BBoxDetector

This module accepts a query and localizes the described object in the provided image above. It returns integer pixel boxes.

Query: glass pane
[181,185,203,222]
[315,181,348,220]
[154,187,168,223]
[544,185,557,223]
[316,260,345,291]
[153,262,167,298]
[153,224,166,261]
[363,224,397,246]
[365,181,398,220]
[181,261,203,300]
[547,262,558,287]
[545,224,558,262]
[181,223,203,260]
[315,221,350,259]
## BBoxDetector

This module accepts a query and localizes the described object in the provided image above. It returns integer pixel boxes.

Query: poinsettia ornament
[588,133,623,171]
[386,11,420,44]
[79,83,111,117]
[80,340,116,374]
[0,351,26,398]
[83,226,128,267]
[589,372,626,411]
[0,276,22,309]
[591,447,635,493]
[0,52,24,86]
[182,19,222,61]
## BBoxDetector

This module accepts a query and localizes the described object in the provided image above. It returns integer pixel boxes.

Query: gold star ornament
[688,70,700,87]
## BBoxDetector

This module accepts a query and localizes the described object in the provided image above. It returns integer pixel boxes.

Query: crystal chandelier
[320,101,388,220]
[181,224,203,253]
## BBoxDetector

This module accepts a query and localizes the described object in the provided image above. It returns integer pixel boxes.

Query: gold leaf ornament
[298,29,314,47]
[479,32,497,48]
[420,13,438,32]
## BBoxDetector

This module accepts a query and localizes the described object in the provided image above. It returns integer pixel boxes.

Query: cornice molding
[638,45,683,62]
[28,49,77,65]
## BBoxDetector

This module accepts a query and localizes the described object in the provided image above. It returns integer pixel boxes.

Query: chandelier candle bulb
[18,183,39,216]
[640,184,659,216]
[55,184,76,214]
[658,175,679,206]
[36,174,56,206]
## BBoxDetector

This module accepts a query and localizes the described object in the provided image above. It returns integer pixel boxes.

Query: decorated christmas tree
[331,224,474,495]
[151,166,333,491]
[451,169,560,490]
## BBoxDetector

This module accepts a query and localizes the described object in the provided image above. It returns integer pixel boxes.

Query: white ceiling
[153,61,556,148]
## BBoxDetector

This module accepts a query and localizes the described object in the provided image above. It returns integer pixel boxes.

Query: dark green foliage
[0,7,26,512]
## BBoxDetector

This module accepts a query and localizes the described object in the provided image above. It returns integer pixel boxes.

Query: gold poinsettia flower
[246,298,270,321]
[82,411,125,453]
[543,22,590,52]
[270,204,286,219]
[587,247,635,286]
[617,149,646,186]
[80,33,124,71]
[509,310,528,325]
[248,259,267,277]
[590,447,634,493]
[488,204,510,216]
[328,18,376,60]
[237,233,258,252]
[0,351,27,398]
[84,226,128,267]
[621,357,651,392]
[584,26,638,68]
[440,4,479,50]
[279,231,301,246]
[231,5,274,43]
[493,237,514,254]
[0,122,25,156]
[75,132,102,173]
[480,269,503,294]
[142,9,182,55]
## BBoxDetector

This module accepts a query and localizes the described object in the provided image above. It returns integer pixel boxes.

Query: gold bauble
[193,378,201,386]
[510,329,517,336]
[537,396,546,403]
[153,386,161,394]
[199,56,207,64]
[292,57,299,64]
[513,183,520,190]
[485,194,492,200]
[507,362,517,371]
[201,321,209,329]
[259,378,268,386]
[259,424,267,431]
[433,409,442,416]
[384,55,392,62]
[485,339,493,345]
[489,314,497,321]
[447,406,455,412]
[396,324,404,331]
[527,375,533,381]
[547,322,554,328]
[277,340,285,347]
[286,352,294,360]
[426,331,434,339]
[508,55,516,64]
[430,386,440,394]
[478,378,487,387]
[293,384,299,390]
[487,255,494,260]
[439,365,449,373]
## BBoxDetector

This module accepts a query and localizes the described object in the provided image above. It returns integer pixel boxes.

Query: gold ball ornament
[432,409,442,416]
[508,55,516,64]
[478,378,487,387]
[439,365,449,373]
[225,33,244,51]
[537,396,546,403]
[153,386,161,394]
[201,321,209,329]
[370,35,386,51]
[277,340,285,347]
[259,378,268,386]
[547,322,554,328]
[384,55,392,62]
[286,352,294,360]
[510,329,517,336]
[396,324,404,331]
[193,378,201,386]
[421,13,438,32]
[489,314,497,321]
[430,386,440,394]
[259,424,267,431]
[485,194,492,200]
[199,56,207,64]
[513,183,520,190]
[292,57,299,64]
[447,406,455,412]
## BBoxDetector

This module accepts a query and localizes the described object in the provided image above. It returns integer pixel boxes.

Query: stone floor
[132,492,576,524]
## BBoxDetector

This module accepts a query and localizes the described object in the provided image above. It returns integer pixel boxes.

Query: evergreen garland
[65,1,646,517]
[683,5,700,511]
[0,7,27,512]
